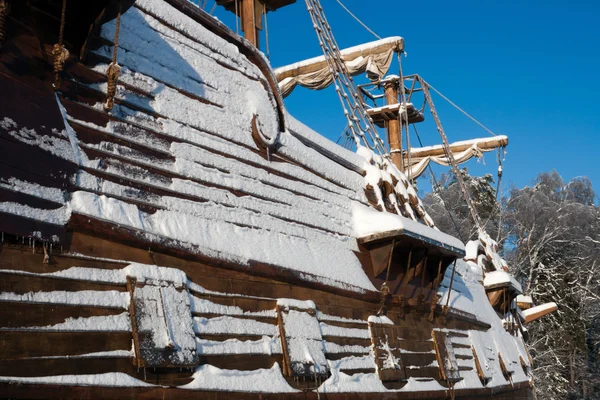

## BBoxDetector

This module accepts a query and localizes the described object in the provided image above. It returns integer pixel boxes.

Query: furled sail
[404,135,508,178]
[274,37,404,97]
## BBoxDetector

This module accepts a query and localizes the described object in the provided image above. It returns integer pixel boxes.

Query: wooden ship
[0,0,555,398]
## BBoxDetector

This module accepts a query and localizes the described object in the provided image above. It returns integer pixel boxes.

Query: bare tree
[504,171,600,399]
[424,170,600,399]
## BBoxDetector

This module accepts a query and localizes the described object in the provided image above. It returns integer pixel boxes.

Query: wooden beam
[241,0,259,47]
[522,302,558,324]
[406,135,509,161]
[275,37,404,82]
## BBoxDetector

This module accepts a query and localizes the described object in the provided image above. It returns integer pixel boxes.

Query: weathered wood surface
[0,331,132,359]
[406,136,509,160]
[0,382,534,399]
[0,2,531,399]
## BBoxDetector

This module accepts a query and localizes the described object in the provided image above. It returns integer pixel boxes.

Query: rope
[52,0,69,89]
[495,146,505,242]
[420,76,483,233]
[234,0,239,34]
[444,260,457,313]
[429,259,444,321]
[425,81,498,137]
[0,0,9,48]
[263,3,270,60]
[378,238,395,316]
[304,0,387,157]
[103,1,122,112]
[334,0,381,40]
[398,53,412,182]
[413,125,463,241]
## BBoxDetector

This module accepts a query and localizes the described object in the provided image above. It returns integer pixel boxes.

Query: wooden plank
[198,355,281,372]
[0,302,125,328]
[0,271,125,294]
[0,187,63,210]
[83,44,224,109]
[0,212,67,243]
[0,357,134,378]
[322,336,372,348]
[0,331,132,358]
[64,226,381,305]
[404,366,443,380]
[472,346,489,385]
[0,381,535,399]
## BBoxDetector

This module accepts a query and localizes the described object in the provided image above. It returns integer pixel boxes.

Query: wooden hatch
[128,277,199,369]
[369,319,406,382]
[276,301,329,379]
[432,330,462,383]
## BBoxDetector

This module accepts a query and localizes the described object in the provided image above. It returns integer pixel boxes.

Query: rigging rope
[377,238,395,316]
[304,0,387,157]
[104,0,122,112]
[495,146,506,242]
[426,81,498,137]
[413,125,463,241]
[444,259,458,314]
[263,3,270,60]
[420,76,484,233]
[52,0,69,89]
[334,0,381,40]
[0,0,8,49]
[234,0,239,34]
[398,53,412,182]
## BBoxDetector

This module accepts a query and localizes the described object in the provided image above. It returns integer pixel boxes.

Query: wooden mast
[241,0,260,47]
[384,79,403,171]
[215,0,295,48]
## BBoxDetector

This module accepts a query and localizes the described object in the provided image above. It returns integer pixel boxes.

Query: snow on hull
[181,364,298,393]
[0,373,153,388]
[0,0,538,396]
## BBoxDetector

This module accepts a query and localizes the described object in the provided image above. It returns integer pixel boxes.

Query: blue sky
[211,0,600,193]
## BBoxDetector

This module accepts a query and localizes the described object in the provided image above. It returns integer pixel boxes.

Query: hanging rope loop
[0,0,9,48]
[52,0,69,89]
[495,146,506,241]
[104,0,122,112]
[377,239,395,316]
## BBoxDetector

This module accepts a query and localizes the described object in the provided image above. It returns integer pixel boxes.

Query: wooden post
[241,0,261,47]
[384,79,403,171]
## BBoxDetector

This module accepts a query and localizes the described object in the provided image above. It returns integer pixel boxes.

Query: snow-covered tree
[424,169,600,399]
[422,168,501,243]
[504,171,600,399]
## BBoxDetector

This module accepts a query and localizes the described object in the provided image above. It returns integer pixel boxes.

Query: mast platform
[366,102,425,128]
[215,0,296,13]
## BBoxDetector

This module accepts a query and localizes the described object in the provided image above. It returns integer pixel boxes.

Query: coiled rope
[0,0,9,49]
[52,0,69,88]
[104,0,122,112]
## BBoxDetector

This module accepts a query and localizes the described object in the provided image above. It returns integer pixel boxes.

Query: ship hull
[0,0,534,398]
